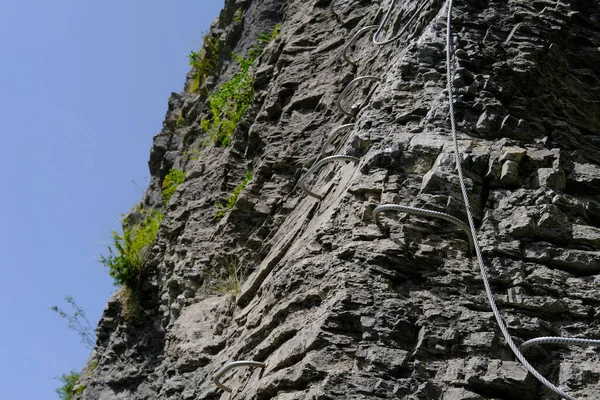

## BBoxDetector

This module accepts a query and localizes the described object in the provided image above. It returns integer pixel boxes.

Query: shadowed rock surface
[75,0,600,399]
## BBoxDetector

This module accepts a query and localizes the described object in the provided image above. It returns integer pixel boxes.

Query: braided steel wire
[373,204,474,250]
[299,155,360,199]
[336,75,382,117]
[213,361,265,393]
[444,1,598,398]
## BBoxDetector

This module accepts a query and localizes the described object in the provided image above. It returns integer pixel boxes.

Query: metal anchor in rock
[213,360,265,393]
[373,203,475,251]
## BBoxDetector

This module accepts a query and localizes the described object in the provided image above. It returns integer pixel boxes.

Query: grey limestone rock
[75,0,600,399]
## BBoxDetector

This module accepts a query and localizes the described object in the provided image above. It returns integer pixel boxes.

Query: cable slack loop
[373,0,428,45]
[213,361,266,393]
[321,124,355,157]
[336,76,382,118]
[444,1,588,399]
[343,25,379,68]
[373,204,474,251]
[299,155,360,200]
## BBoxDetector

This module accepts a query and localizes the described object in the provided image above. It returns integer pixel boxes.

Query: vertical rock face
[77,0,600,399]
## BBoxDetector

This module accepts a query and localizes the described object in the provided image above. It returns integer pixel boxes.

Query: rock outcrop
[75,0,600,399]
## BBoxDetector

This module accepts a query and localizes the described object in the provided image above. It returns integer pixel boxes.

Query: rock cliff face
[76,0,600,399]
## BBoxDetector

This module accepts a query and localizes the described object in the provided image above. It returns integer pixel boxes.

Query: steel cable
[444,1,598,398]
[373,204,474,251]
[213,361,266,393]
[299,155,360,199]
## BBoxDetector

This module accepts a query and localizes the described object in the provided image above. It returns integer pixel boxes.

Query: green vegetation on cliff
[202,48,259,147]
[202,24,281,147]
[51,295,95,350]
[188,34,220,93]
[214,170,252,218]
[55,371,84,400]
[100,209,163,288]
[162,168,186,205]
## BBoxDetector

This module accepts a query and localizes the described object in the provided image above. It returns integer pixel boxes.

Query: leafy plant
[162,168,186,205]
[258,23,281,44]
[188,34,220,93]
[214,170,253,218]
[55,371,84,400]
[202,49,259,147]
[100,209,163,288]
[202,25,281,148]
[51,296,95,350]
[175,111,187,128]
[233,7,243,22]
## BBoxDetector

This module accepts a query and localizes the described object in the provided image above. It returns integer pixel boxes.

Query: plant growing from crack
[204,257,250,296]
[161,168,186,205]
[202,24,282,147]
[188,34,220,93]
[214,170,252,218]
[54,370,85,400]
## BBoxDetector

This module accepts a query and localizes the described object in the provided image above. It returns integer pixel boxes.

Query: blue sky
[0,1,222,398]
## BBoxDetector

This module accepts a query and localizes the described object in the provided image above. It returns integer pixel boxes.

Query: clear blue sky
[0,1,222,398]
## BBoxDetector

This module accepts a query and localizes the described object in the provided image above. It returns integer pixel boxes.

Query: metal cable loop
[373,204,474,251]
[373,0,428,45]
[213,361,266,393]
[520,337,600,352]
[445,1,586,398]
[343,25,379,68]
[321,124,355,157]
[336,75,382,118]
[299,155,360,199]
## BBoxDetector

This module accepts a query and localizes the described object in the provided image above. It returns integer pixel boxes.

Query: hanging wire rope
[373,204,474,250]
[299,155,360,199]
[444,1,599,398]
[336,76,382,117]
[213,361,266,393]
[373,0,428,45]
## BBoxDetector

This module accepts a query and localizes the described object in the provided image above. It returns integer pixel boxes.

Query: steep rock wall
[76,0,600,399]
